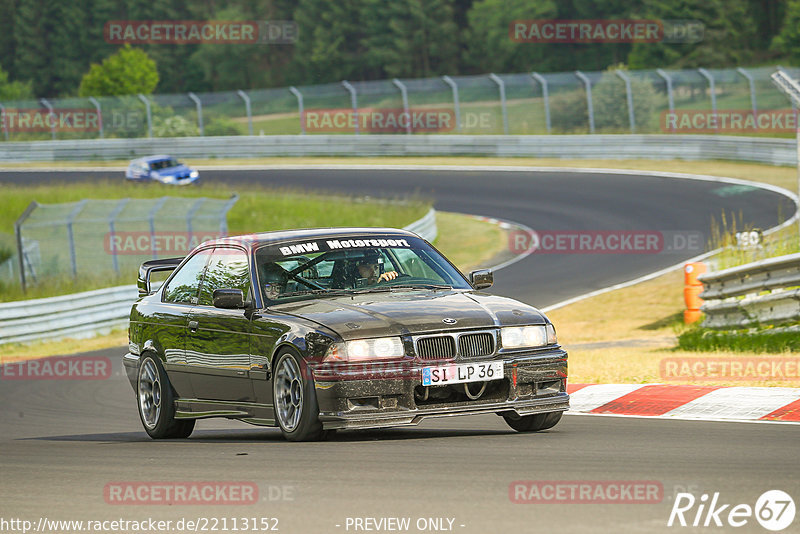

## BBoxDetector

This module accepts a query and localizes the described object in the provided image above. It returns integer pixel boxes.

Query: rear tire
[273,349,330,442]
[503,411,562,432]
[137,354,195,439]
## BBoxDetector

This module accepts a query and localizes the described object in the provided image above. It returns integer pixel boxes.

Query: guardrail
[699,252,800,329]
[0,285,138,345]
[0,209,437,345]
[0,134,797,166]
[405,208,437,243]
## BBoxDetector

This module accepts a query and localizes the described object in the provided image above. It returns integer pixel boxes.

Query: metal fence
[699,252,800,330]
[2,195,238,291]
[3,66,800,141]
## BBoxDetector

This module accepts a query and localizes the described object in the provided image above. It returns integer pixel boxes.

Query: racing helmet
[261,263,289,299]
[357,248,381,264]
[351,249,383,286]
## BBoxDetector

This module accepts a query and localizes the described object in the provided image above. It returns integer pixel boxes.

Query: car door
[185,245,256,402]
[134,162,148,179]
[157,247,214,398]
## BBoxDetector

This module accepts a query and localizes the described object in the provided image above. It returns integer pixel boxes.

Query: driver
[355,249,398,285]
[261,263,289,300]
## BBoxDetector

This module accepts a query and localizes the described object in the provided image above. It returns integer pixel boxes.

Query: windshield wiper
[388,284,452,290]
[343,286,393,294]
[347,284,452,294]
[283,284,454,297]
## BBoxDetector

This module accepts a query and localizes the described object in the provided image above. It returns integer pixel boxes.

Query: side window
[163,249,212,304]
[198,247,251,306]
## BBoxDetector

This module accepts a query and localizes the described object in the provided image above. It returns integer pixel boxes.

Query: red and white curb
[566,384,800,423]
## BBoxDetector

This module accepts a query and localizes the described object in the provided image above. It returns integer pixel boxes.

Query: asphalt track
[1,168,798,533]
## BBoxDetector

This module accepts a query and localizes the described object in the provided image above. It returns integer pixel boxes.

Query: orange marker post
[683,262,707,324]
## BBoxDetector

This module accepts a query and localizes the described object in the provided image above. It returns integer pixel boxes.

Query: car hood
[268,290,547,340]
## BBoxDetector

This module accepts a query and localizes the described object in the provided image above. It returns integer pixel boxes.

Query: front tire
[503,411,562,432]
[272,350,328,441]
[137,354,195,439]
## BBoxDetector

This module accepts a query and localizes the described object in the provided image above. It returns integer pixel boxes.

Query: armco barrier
[404,207,437,242]
[0,209,437,345]
[0,134,797,166]
[0,285,138,345]
[699,252,800,329]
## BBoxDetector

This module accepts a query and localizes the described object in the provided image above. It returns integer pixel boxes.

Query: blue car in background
[125,155,199,185]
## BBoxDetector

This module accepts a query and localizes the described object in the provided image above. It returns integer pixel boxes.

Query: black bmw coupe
[124,228,569,441]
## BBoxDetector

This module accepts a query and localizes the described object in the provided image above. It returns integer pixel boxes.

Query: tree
[363,0,460,79]
[186,2,296,91]
[555,0,646,69]
[771,0,800,61]
[78,45,159,97]
[747,0,786,50]
[124,0,205,93]
[13,0,95,96]
[291,0,381,83]
[152,115,197,137]
[0,64,33,101]
[463,0,558,74]
[0,0,18,80]
[592,65,661,132]
[627,0,757,69]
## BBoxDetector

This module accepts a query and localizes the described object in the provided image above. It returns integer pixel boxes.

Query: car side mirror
[213,288,249,309]
[469,269,493,290]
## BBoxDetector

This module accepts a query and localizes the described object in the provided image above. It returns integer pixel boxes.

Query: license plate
[421,361,504,386]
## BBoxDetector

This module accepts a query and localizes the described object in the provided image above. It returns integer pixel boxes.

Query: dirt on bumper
[312,349,569,430]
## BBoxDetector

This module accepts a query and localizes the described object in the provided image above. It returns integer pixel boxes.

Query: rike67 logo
[668,490,795,531]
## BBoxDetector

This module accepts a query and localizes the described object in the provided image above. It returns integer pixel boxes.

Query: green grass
[249,115,303,135]
[706,209,799,271]
[0,180,429,301]
[0,180,428,237]
[432,212,506,271]
[678,326,800,353]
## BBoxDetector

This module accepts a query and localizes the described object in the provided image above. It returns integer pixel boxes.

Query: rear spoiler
[137,257,184,296]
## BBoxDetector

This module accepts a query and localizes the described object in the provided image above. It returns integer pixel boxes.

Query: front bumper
[312,349,568,430]
[157,175,199,185]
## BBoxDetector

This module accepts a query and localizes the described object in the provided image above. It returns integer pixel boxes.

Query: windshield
[149,158,180,170]
[254,235,470,301]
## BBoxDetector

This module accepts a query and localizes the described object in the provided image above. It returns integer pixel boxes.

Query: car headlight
[189,170,199,178]
[324,337,405,362]
[546,324,557,345]
[501,325,555,349]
